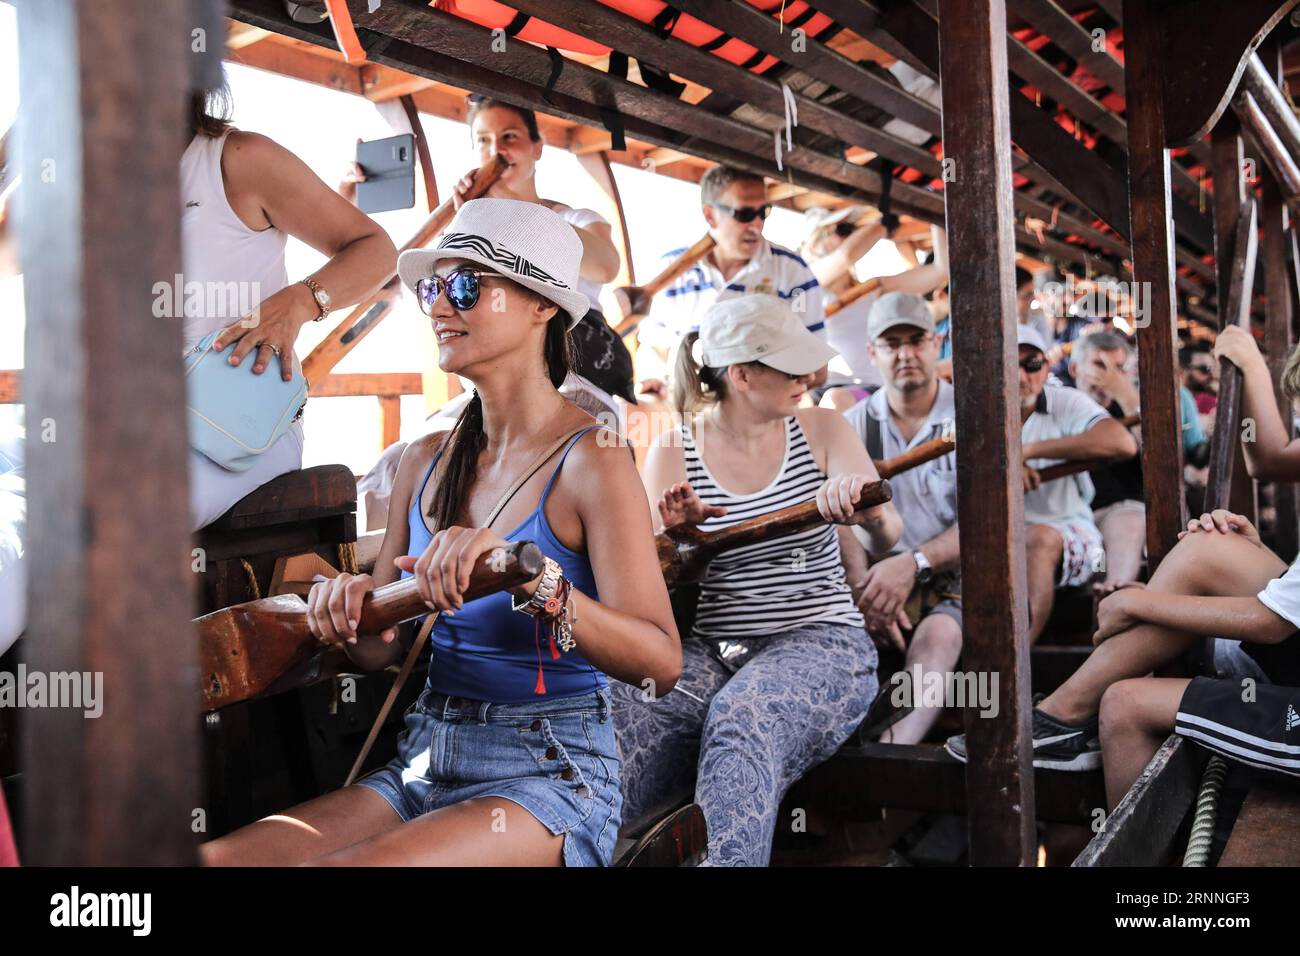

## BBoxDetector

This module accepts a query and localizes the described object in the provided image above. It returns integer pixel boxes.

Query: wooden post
[1124,0,1189,569]
[1210,114,1260,524]
[937,0,1036,866]
[1261,176,1299,561]
[15,0,200,864]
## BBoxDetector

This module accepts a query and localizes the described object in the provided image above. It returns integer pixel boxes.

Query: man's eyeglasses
[415,267,495,315]
[873,333,933,356]
[1019,356,1047,373]
[711,202,772,224]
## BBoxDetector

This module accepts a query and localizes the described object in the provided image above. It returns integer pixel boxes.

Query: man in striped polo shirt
[637,165,825,400]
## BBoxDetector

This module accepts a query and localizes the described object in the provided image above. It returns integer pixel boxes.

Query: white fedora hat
[397,198,590,329]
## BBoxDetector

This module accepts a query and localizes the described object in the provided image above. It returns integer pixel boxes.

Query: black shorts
[1175,676,1300,778]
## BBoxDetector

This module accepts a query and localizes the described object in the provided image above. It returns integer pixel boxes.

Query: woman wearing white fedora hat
[611,294,903,866]
[201,198,680,867]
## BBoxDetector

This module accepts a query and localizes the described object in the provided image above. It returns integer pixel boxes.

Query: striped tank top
[683,415,865,640]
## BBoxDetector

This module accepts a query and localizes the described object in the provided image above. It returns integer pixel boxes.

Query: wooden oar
[875,434,955,478]
[613,233,715,337]
[1031,413,1141,483]
[657,480,892,588]
[196,539,542,711]
[826,276,883,317]
[301,153,509,383]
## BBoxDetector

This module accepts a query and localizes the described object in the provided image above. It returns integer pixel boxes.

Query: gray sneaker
[944,699,1101,771]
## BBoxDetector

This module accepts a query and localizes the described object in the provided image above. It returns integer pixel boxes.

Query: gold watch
[300,277,331,322]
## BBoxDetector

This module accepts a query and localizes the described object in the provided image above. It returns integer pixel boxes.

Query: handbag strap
[343,423,591,788]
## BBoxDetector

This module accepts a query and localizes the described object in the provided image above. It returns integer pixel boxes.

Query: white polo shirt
[639,239,826,354]
[1022,383,1111,527]
[845,380,958,550]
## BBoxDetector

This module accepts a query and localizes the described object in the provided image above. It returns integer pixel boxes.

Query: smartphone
[355,134,416,214]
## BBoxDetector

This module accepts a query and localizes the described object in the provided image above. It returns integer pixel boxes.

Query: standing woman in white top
[802,210,947,411]
[184,83,396,529]
[611,295,901,866]
[450,96,636,421]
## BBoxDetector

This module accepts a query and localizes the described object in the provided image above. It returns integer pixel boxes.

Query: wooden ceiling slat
[499,0,945,179]
[1006,0,1127,93]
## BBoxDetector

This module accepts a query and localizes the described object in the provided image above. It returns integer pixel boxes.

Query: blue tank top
[405,426,606,703]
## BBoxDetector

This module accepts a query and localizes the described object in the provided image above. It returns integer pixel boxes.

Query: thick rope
[1182,754,1228,867]
[239,558,261,601]
[337,540,358,575]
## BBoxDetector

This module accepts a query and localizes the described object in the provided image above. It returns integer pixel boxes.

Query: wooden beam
[667,0,941,135]
[1261,176,1299,561]
[399,94,438,211]
[309,372,423,398]
[1207,197,1261,514]
[1125,0,1189,570]
[793,742,1104,826]
[873,0,1216,254]
[1160,0,1300,147]
[1006,0,1126,93]
[575,150,635,289]
[0,370,18,404]
[1243,54,1300,182]
[937,0,1036,867]
[16,0,199,865]
[379,395,401,452]
[1235,90,1300,205]
[1211,120,1261,525]
[1073,735,1205,866]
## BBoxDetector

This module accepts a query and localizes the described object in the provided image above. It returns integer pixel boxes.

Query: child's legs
[1099,678,1190,809]
[1042,532,1286,724]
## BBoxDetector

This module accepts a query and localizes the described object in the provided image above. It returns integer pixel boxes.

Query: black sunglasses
[415,267,494,315]
[711,202,772,224]
[1019,356,1047,373]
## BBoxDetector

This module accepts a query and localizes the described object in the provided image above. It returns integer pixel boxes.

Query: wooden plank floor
[1219,783,1300,866]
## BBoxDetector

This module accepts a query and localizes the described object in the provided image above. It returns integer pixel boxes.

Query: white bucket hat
[397,198,590,329]
[698,294,838,376]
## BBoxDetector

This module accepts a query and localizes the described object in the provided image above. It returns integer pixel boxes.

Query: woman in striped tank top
[611,294,902,866]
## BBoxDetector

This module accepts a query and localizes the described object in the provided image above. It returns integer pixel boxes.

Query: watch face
[315,286,331,308]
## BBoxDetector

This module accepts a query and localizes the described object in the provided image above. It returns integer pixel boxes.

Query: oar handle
[356,540,544,632]
[876,436,954,478]
[1032,414,1140,483]
[686,479,893,554]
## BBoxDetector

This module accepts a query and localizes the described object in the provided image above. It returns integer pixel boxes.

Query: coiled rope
[1182,754,1228,867]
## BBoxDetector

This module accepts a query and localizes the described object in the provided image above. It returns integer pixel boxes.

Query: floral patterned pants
[609,621,878,866]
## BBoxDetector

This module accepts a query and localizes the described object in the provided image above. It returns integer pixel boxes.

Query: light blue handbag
[184,330,308,472]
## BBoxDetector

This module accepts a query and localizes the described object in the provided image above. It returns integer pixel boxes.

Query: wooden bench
[1218,779,1300,866]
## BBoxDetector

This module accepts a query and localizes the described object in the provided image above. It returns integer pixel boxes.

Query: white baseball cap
[698,295,838,376]
[867,291,936,340]
[1017,322,1050,356]
[397,198,590,329]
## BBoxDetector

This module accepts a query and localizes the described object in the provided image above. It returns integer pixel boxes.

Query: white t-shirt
[1021,383,1111,527]
[1260,558,1300,629]
[546,201,607,313]
[640,239,825,353]
[825,288,882,389]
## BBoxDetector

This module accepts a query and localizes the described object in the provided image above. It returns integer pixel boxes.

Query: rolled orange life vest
[432,0,835,75]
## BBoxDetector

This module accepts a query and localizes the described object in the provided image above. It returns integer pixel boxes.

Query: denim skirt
[357,686,623,866]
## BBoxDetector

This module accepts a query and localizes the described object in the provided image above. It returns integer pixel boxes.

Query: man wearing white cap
[614,293,902,866]
[841,292,961,744]
[636,166,826,400]
[1012,324,1137,643]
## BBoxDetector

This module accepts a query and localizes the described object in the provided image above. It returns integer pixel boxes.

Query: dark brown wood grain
[1261,175,1299,561]
[1235,91,1300,204]
[613,234,714,335]
[197,541,543,710]
[876,434,954,479]
[15,0,200,865]
[1218,782,1300,866]
[1207,198,1260,513]
[1159,0,1300,147]
[1125,0,1190,571]
[1073,735,1205,866]
[937,0,1036,867]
